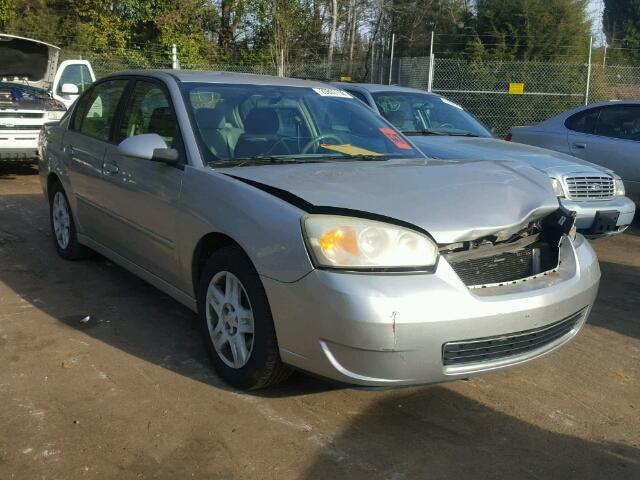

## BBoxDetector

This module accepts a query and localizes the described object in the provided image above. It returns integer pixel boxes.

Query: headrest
[195,108,226,129]
[244,108,279,135]
[148,107,175,138]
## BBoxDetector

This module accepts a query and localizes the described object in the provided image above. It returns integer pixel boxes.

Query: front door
[99,79,185,285]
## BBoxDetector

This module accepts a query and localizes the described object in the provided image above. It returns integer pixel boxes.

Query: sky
[587,0,605,44]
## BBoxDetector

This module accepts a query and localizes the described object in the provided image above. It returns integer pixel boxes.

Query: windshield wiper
[210,156,314,167]
[446,132,481,137]
[335,154,390,162]
[401,129,448,136]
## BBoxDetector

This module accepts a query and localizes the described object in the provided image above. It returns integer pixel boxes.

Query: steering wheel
[439,123,455,129]
[301,133,345,154]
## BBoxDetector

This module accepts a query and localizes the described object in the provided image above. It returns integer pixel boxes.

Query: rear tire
[49,181,89,260]
[197,246,292,390]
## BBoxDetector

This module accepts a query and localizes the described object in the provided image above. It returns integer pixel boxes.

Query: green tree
[471,0,591,61]
[603,0,640,64]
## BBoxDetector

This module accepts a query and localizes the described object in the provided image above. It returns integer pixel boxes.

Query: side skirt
[78,234,198,312]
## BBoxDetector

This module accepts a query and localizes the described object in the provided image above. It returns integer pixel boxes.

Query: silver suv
[40,71,600,390]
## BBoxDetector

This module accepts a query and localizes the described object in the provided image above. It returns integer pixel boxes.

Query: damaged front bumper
[560,196,636,237]
[263,235,600,387]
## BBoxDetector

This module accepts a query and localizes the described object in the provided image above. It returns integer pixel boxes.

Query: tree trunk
[327,0,338,77]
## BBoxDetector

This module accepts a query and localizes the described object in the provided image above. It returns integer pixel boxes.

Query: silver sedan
[511,100,640,205]
[39,71,600,389]
[334,83,636,236]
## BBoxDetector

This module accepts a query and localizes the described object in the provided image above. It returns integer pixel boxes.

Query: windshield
[181,83,424,165]
[371,92,491,138]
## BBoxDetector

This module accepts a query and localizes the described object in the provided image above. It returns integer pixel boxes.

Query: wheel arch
[46,172,62,199]
[191,232,255,297]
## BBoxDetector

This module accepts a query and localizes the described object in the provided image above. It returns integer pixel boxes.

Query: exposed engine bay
[440,207,576,288]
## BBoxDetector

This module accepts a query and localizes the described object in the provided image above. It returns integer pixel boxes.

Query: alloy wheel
[205,271,255,369]
[52,191,71,249]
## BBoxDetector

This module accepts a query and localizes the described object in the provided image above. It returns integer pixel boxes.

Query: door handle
[102,162,120,175]
[572,142,586,149]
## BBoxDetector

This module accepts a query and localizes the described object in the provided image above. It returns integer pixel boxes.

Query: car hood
[409,136,611,176]
[0,34,60,90]
[218,159,560,244]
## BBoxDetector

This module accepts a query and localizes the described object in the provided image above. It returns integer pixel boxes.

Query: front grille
[447,248,534,286]
[0,112,43,119]
[0,124,42,130]
[442,310,584,366]
[564,175,614,200]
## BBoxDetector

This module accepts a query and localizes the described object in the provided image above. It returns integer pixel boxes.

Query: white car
[0,33,95,162]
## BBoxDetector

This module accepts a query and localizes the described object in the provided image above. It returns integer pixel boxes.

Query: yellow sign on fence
[509,83,525,95]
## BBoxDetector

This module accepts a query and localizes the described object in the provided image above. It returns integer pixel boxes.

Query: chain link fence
[59,46,640,137]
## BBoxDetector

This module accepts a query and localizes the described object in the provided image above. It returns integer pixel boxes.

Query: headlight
[302,215,438,270]
[614,177,625,196]
[45,110,65,121]
[550,177,565,198]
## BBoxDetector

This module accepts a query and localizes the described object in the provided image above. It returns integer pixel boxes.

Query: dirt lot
[0,165,639,480]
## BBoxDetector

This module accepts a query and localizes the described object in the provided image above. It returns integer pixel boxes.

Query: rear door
[586,104,640,199]
[565,106,600,160]
[99,78,185,284]
[63,78,129,240]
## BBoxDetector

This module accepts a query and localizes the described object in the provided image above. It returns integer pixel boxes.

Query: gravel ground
[1,165,639,479]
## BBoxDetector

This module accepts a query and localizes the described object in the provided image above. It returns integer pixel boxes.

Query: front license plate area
[589,210,619,235]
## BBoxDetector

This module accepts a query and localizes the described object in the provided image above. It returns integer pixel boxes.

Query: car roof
[0,33,60,50]
[333,82,440,96]
[101,70,338,89]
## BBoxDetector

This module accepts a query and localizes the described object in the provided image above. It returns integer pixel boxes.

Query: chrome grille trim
[563,175,614,200]
[442,309,585,366]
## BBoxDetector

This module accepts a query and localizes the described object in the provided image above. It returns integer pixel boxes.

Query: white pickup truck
[0,34,95,162]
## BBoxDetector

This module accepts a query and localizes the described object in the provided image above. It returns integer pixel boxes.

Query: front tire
[197,246,292,390]
[49,181,89,260]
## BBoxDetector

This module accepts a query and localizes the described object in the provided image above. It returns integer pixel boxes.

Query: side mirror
[117,133,180,165]
[61,83,79,95]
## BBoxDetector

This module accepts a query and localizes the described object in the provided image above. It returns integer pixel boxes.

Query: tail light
[504,133,512,141]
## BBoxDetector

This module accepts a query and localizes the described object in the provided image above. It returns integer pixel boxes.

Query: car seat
[234,108,289,158]
[148,107,176,145]
[195,108,243,159]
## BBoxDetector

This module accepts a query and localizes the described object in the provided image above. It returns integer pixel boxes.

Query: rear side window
[565,108,600,134]
[594,105,640,141]
[73,79,128,141]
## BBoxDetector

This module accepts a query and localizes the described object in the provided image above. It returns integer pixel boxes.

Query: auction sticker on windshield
[312,87,353,98]
[380,128,412,149]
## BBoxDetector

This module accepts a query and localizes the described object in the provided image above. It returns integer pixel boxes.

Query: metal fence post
[171,44,178,70]
[388,33,395,85]
[427,31,435,92]
[584,35,592,105]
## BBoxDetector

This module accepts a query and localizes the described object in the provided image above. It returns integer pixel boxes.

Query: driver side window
[117,80,178,148]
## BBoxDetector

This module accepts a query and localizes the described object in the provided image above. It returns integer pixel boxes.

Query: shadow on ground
[0,162,38,179]
[0,193,339,398]
[300,386,640,479]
